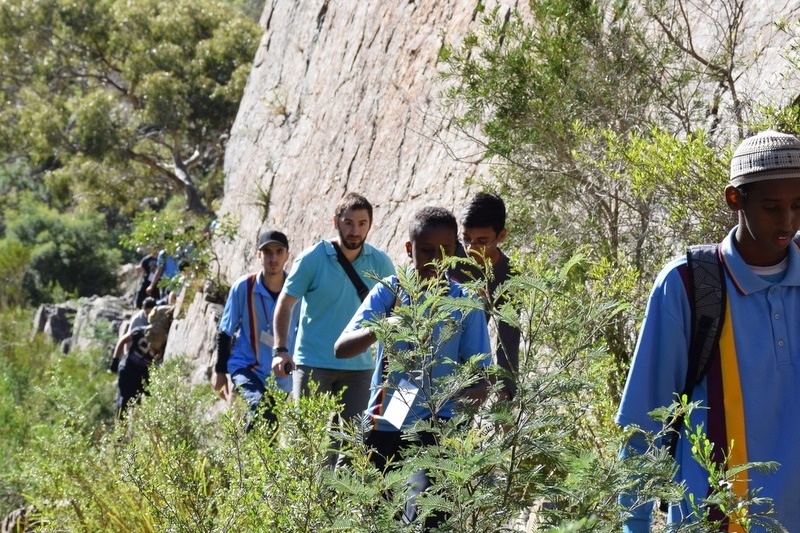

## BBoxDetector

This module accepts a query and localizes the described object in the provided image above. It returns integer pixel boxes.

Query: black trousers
[116,359,150,418]
[365,428,447,530]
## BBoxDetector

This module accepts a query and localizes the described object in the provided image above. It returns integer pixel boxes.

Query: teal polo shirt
[283,240,396,371]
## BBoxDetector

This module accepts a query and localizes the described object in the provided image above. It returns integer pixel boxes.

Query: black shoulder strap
[331,241,370,302]
[666,243,726,459]
[683,243,727,391]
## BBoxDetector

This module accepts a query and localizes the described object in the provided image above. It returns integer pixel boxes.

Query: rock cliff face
[165,1,508,373]
[165,0,800,379]
[219,1,504,271]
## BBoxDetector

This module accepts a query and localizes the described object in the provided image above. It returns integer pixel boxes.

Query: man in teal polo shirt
[272,193,395,434]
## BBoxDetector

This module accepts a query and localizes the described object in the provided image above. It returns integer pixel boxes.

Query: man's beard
[338,227,366,250]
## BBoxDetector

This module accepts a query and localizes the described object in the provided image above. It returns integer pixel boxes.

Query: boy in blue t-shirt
[335,206,491,530]
[213,230,298,431]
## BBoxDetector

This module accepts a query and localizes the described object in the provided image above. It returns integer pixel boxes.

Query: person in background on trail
[135,249,159,308]
[147,242,179,301]
[449,192,521,400]
[335,206,491,530]
[271,193,395,456]
[129,296,156,332]
[213,230,298,431]
[109,322,163,419]
[617,130,800,530]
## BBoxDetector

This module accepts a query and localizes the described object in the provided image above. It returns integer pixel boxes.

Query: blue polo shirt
[617,226,800,531]
[219,271,298,392]
[343,276,491,432]
[157,250,179,280]
[283,240,395,371]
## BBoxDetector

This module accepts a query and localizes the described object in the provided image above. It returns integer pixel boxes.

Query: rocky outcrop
[116,263,140,306]
[216,1,500,278]
[32,303,76,348]
[70,296,133,354]
[163,289,225,386]
[33,296,135,356]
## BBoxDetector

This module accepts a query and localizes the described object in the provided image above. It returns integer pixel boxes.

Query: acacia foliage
[0,0,262,214]
[3,259,785,530]
[439,0,800,390]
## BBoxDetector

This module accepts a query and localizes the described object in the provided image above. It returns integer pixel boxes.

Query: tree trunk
[173,151,207,215]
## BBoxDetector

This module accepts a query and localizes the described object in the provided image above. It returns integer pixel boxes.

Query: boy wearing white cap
[617,131,800,530]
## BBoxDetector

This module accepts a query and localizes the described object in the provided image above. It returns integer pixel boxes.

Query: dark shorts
[116,359,150,418]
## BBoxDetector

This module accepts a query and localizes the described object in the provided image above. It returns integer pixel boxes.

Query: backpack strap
[684,244,727,390]
[332,241,370,301]
[245,273,260,365]
[666,243,726,458]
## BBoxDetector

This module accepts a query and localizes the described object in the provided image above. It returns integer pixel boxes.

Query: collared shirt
[617,226,800,530]
[219,271,298,392]
[283,240,396,371]
[343,275,491,432]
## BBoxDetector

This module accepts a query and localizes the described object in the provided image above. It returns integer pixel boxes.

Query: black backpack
[664,244,725,457]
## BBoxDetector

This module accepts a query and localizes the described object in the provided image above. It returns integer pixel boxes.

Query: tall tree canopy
[0,0,262,214]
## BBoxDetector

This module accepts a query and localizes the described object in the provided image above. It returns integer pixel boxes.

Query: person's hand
[212,372,230,400]
[108,356,120,374]
[456,380,489,408]
[145,285,153,295]
[271,353,294,378]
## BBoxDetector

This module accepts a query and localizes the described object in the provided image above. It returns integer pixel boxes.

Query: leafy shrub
[120,209,238,298]
[3,201,121,304]
[0,241,31,309]
[0,307,116,516]
[1,258,784,531]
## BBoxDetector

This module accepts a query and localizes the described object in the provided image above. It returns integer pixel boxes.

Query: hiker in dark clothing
[110,326,161,418]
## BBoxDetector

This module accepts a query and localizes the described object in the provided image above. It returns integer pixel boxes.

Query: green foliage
[2,201,121,304]
[439,0,795,395]
[0,259,786,530]
[0,241,31,309]
[0,0,262,214]
[0,307,116,515]
[120,209,238,296]
[629,397,786,532]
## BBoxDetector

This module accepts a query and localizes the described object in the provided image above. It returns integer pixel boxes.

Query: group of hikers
[108,130,800,530]
[214,192,518,529]
[109,236,190,417]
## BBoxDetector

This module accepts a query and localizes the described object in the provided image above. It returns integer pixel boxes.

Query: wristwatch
[274,346,289,354]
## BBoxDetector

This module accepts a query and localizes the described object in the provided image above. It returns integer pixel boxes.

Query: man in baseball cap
[213,228,299,432]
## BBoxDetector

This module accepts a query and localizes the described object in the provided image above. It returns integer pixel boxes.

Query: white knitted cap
[730,130,800,186]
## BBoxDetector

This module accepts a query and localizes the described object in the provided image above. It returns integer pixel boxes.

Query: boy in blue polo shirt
[617,130,800,530]
[335,206,491,530]
[213,230,299,431]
